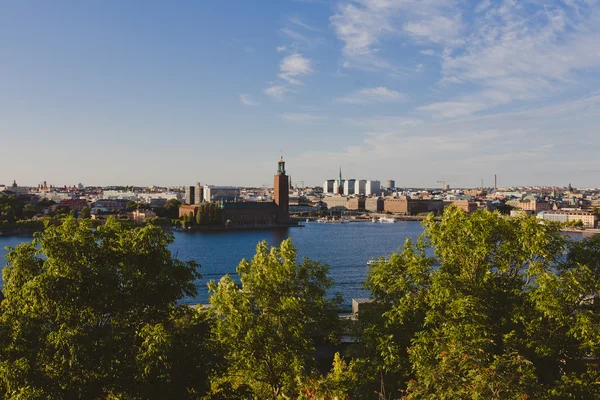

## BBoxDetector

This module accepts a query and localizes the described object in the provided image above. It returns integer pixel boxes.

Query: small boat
[378,217,396,223]
[367,257,390,266]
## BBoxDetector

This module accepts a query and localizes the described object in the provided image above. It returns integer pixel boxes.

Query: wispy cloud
[330,0,463,70]
[293,94,600,186]
[276,45,287,53]
[338,87,407,104]
[279,53,313,85]
[263,85,288,101]
[239,94,260,106]
[280,112,325,124]
[289,17,321,33]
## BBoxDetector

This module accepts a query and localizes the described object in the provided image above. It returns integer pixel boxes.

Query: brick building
[449,200,478,213]
[347,198,366,211]
[58,199,89,212]
[384,198,444,215]
[365,197,384,212]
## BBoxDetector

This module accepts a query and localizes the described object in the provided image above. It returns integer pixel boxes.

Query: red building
[273,155,289,224]
[58,199,89,212]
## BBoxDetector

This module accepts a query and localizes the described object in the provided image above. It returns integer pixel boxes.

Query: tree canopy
[349,206,600,399]
[208,239,342,399]
[0,217,216,399]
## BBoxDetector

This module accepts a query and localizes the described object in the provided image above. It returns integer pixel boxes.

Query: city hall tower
[274,155,289,224]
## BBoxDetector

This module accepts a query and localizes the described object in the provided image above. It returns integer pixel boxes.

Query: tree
[208,239,342,399]
[351,206,600,399]
[126,201,138,210]
[0,217,216,399]
[80,205,91,219]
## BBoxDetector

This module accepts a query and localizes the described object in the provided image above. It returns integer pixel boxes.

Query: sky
[1,0,600,188]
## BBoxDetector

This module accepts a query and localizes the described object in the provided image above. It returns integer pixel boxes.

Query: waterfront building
[366,180,381,197]
[347,197,365,211]
[221,202,278,226]
[273,155,290,224]
[184,186,195,205]
[179,204,200,219]
[538,210,598,227]
[365,197,384,212]
[343,179,356,196]
[323,195,348,210]
[384,197,444,215]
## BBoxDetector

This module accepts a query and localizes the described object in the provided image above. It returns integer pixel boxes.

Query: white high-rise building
[343,179,356,195]
[366,180,381,196]
[323,180,335,194]
[357,180,367,195]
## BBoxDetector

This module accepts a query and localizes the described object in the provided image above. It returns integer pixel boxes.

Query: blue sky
[2,0,600,188]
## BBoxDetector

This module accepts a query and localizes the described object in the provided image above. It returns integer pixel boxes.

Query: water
[0,221,425,307]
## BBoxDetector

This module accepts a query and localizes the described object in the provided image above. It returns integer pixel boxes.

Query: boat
[367,257,390,266]
[378,217,396,223]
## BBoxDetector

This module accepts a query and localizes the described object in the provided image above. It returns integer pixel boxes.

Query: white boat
[378,217,396,223]
[367,257,390,266]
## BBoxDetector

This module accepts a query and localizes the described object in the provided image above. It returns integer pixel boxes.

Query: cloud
[289,17,321,33]
[338,87,407,104]
[263,85,288,101]
[279,53,313,85]
[239,94,260,106]
[292,94,600,186]
[276,45,287,53]
[429,1,600,116]
[420,49,435,56]
[280,112,325,124]
[330,0,463,70]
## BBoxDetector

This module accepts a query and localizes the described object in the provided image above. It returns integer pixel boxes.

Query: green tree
[80,205,91,219]
[0,217,216,399]
[126,201,138,210]
[351,206,600,399]
[208,239,341,399]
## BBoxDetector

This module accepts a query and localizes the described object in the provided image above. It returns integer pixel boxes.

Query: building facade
[347,197,366,211]
[366,180,381,197]
[323,196,348,210]
[323,180,335,194]
[273,156,290,224]
[203,186,240,202]
[384,198,444,215]
[344,179,356,196]
[450,200,479,213]
[184,186,195,205]
[538,210,597,227]
[365,197,384,212]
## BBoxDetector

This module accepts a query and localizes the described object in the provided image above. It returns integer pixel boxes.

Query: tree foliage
[0,217,216,399]
[350,206,600,399]
[208,239,342,399]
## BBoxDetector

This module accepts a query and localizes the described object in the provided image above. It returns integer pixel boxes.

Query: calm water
[0,222,424,307]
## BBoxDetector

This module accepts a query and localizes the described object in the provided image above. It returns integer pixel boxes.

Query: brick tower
[274,155,289,224]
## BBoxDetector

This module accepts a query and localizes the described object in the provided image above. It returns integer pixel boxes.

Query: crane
[437,179,447,190]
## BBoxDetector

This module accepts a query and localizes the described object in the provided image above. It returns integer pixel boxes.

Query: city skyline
[2,1,600,188]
